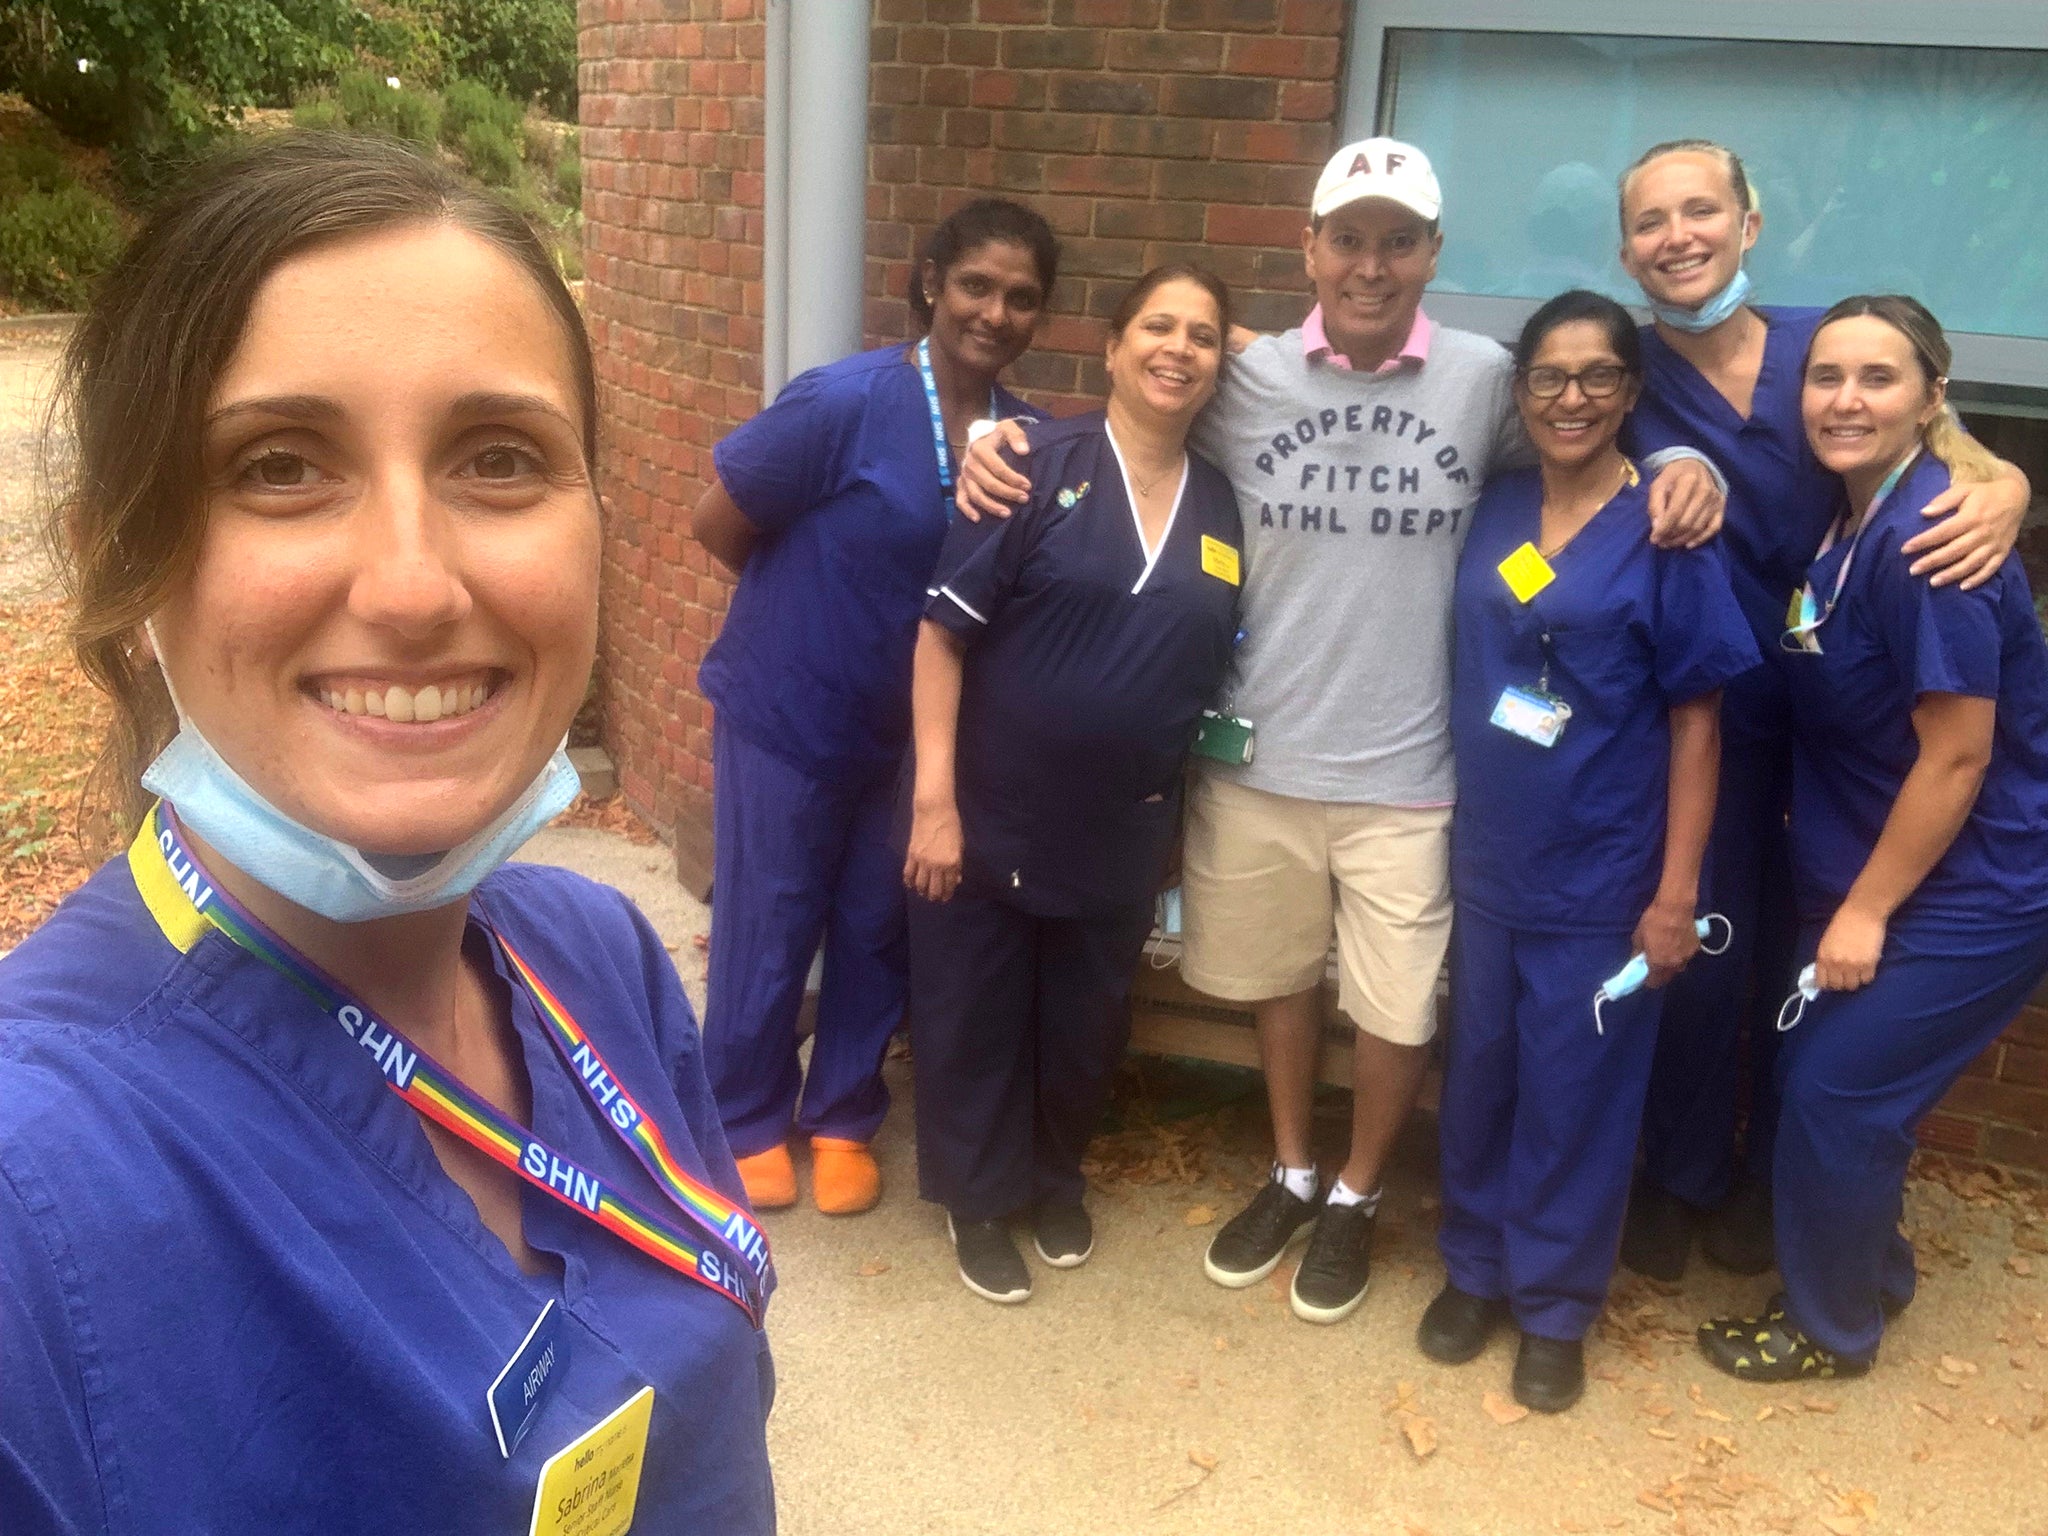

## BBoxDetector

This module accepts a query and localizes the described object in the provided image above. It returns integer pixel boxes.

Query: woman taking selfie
[1697,296,2048,1383]
[902,265,1242,1303]
[0,136,774,1532]
[1424,291,1756,1411]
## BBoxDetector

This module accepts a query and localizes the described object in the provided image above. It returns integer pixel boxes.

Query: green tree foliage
[431,0,575,117]
[0,184,124,310]
[1,0,360,166]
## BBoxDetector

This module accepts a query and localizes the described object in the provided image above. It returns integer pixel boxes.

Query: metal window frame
[1341,0,2048,410]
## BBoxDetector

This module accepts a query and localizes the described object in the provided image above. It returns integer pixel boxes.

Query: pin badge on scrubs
[1776,964,1822,1033]
[1592,914,1733,1034]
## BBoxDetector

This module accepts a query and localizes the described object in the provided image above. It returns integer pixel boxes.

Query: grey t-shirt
[1190,325,1531,805]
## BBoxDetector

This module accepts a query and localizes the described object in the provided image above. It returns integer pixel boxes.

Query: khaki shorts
[1179,773,1451,1046]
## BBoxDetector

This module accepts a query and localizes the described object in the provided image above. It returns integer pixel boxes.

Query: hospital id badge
[1192,709,1255,765]
[1490,685,1571,748]
[529,1386,655,1536]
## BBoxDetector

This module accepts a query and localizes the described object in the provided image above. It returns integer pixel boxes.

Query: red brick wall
[579,0,765,891]
[578,0,2047,1174]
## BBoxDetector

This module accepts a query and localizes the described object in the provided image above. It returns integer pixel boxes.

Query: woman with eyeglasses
[1695,296,2048,1385]
[1420,290,1758,1412]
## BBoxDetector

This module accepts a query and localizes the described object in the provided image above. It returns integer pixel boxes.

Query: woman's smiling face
[149,221,600,857]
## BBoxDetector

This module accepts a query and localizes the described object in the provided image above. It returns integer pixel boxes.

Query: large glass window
[1383,30,2048,340]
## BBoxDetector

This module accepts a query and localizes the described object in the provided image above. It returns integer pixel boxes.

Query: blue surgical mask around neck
[139,623,580,923]
[1648,265,1753,335]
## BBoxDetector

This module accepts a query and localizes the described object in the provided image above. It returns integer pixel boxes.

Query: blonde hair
[1812,295,2001,484]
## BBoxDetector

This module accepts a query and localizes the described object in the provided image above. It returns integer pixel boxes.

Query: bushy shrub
[553,146,580,207]
[431,0,576,115]
[389,86,442,146]
[336,69,398,130]
[521,116,560,173]
[291,94,345,131]
[0,184,124,311]
[440,76,522,150]
[457,119,520,187]
[0,134,72,198]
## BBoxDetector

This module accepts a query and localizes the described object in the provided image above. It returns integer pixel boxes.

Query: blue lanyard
[1783,452,1916,650]
[915,335,996,513]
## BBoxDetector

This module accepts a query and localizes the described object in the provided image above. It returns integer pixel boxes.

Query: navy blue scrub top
[925,411,1243,916]
[1776,451,2048,942]
[1626,306,1839,744]
[702,343,1040,776]
[1452,467,1760,932]
[0,857,775,1535]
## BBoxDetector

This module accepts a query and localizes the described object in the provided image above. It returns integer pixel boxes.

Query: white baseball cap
[1312,137,1442,223]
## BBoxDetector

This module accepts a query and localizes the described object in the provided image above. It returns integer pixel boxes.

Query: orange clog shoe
[734,1143,797,1210]
[809,1136,881,1215]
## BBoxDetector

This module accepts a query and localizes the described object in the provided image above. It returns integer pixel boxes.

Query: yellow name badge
[1200,534,1241,586]
[529,1387,655,1536]
[1497,542,1556,603]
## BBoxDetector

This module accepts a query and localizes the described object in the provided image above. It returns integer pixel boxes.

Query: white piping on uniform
[933,585,988,625]
[1104,419,1186,595]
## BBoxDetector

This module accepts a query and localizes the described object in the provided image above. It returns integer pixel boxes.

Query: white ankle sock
[1325,1178,1381,1214]
[1274,1163,1317,1202]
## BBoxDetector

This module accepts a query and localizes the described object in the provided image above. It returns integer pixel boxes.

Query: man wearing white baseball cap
[957,137,1722,1335]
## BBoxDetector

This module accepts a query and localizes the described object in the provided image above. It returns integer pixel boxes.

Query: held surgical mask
[1592,913,1733,1034]
[1776,964,1822,1032]
[1648,266,1752,335]
[140,621,580,923]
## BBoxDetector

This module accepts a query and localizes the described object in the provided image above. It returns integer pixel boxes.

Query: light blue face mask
[1591,914,1733,1034]
[1648,265,1753,335]
[139,626,580,923]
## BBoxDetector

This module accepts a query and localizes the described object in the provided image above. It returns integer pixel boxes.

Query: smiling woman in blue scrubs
[0,136,773,1533]
[902,266,1242,1304]
[1612,141,2034,1283]
[1424,291,1758,1411]
[688,200,1056,1216]
[1697,297,2048,1384]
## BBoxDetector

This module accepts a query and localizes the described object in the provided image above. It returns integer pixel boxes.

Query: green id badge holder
[1192,710,1256,766]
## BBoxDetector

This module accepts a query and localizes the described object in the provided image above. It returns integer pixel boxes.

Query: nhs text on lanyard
[916,335,997,519]
[151,803,773,1327]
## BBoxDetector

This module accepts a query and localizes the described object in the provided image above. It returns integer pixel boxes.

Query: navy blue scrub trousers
[1774,915,2048,1361]
[1438,907,1664,1341]
[1640,718,1798,1208]
[907,885,1156,1223]
[704,718,907,1158]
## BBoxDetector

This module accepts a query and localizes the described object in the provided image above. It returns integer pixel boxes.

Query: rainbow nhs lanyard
[147,803,772,1327]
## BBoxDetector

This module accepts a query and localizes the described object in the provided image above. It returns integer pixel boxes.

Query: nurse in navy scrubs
[1613,141,2033,1282]
[1424,291,1758,1411]
[0,136,773,1532]
[690,200,1055,1215]
[1697,296,2048,1383]
[902,265,1242,1304]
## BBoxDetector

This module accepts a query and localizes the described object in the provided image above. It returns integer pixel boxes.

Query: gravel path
[0,323,69,602]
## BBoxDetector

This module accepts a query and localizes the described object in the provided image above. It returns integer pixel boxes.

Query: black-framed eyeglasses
[1518,364,1632,400]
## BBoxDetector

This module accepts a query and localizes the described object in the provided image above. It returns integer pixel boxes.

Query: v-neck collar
[1645,307,1790,436]
[1103,419,1187,594]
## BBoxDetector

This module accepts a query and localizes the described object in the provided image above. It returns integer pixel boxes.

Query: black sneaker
[1697,1296,1869,1382]
[947,1213,1031,1305]
[1289,1201,1376,1324]
[1619,1179,1695,1282]
[1417,1282,1510,1364]
[1203,1178,1322,1288]
[1032,1200,1094,1268]
[1513,1334,1586,1413]
[1700,1176,1775,1276]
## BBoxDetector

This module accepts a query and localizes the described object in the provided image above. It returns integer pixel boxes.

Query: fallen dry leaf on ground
[1187,1450,1218,1471]
[855,1257,890,1277]
[1481,1390,1527,1426]
[2007,1254,2035,1278]
[1401,1416,1438,1459]
[1184,1203,1215,1227]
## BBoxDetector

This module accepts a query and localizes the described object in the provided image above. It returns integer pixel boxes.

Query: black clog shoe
[1696,1297,1869,1383]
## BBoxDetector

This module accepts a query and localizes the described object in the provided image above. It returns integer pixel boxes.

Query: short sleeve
[0,1148,106,1536]
[710,365,867,536]
[1873,556,2004,701]
[1653,541,1763,702]
[923,441,1042,637]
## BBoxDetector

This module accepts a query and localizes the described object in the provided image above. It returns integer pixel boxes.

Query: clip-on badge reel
[1592,914,1733,1034]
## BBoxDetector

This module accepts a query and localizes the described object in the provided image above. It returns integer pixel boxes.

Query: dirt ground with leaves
[7,330,2048,1534]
